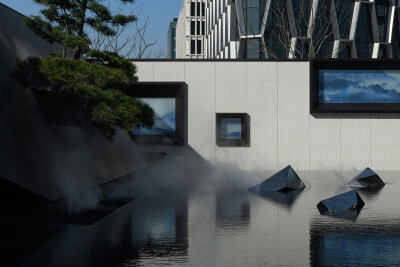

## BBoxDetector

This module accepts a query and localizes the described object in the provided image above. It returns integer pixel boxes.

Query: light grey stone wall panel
[134,60,400,172]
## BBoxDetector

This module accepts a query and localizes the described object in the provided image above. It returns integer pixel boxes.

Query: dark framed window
[197,2,201,16]
[191,40,196,54]
[216,113,249,147]
[197,21,201,36]
[191,21,196,35]
[191,2,195,16]
[310,59,400,113]
[201,21,205,35]
[201,3,205,16]
[126,82,185,145]
[197,40,202,54]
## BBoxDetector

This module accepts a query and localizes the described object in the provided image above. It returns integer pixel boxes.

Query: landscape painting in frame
[319,70,400,103]
[132,98,176,135]
[220,118,242,140]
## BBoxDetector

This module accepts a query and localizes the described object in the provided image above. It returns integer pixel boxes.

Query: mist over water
[1,152,400,266]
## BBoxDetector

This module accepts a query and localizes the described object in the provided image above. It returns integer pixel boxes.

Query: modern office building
[167,18,178,59]
[206,0,400,59]
[176,0,207,59]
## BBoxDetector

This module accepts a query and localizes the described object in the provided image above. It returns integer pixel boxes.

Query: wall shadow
[312,113,400,120]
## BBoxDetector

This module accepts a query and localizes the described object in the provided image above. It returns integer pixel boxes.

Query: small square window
[216,113,249,147]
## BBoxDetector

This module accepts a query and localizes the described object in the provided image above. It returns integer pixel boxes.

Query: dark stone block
[317,190,365,214]
[346,167,385,187]
[248,165,306,193]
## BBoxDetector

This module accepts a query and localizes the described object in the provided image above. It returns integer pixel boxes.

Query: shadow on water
[254,188,306,209]
[354,185,385,201]
[318,209,362,222]
[5,194,190,267]
[0,220,65,267]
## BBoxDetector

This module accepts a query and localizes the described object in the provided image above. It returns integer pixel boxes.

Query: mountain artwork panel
[220,118,242,140]
[319,70,400,103]
[132,98,176,135]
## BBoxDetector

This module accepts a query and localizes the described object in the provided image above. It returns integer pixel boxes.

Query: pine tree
[24,0,136,59]
[14,0,155,140]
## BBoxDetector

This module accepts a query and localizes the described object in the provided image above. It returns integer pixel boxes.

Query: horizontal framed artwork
[310,60,400,113]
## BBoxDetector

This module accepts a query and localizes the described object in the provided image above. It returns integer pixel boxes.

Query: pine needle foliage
[25,0,136,59]
[15,0,155,140]
[13,52,154,140]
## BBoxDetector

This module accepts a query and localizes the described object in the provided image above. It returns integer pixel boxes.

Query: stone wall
[135,60,400,173]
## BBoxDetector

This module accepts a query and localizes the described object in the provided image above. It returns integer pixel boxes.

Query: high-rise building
[176,0,207,59]
[206,0,400,59]
[167,18,178,59]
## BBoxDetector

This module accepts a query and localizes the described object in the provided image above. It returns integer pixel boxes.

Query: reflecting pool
[1,170,400,266]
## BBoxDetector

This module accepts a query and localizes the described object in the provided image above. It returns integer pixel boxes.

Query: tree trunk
[74,0,88,59]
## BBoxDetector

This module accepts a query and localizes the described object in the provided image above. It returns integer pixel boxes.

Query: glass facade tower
[206,0,400,59]
[167,18,178,59]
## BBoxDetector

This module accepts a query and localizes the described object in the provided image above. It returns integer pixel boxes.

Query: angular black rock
[346,167,385,187]
[317,190,365,213]
[248,165,306,193]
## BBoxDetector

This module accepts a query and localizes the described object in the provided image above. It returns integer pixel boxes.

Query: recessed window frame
[216,113,249,147]
[126,82,185,145]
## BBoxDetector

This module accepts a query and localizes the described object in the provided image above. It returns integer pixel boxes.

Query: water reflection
[255,188,305,209]
[317,209,361,222]
[1,170,399,266]
[310,219,400,267]
[310,171,400,267]
[6,195,189,267]
[215,190,250,231]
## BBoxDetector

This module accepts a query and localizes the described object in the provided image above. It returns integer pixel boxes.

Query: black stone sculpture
[248,165,306,193]
[346,167,385,187]
[317,190,365,213]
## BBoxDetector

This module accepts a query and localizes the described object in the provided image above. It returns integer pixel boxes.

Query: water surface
[2,170,400,266]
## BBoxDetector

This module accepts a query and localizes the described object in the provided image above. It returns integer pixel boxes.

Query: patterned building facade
[206,0,400,59]
[176,0,207,59]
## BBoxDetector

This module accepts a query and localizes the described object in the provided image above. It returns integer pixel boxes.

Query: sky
[138,98,175,118]
[0,0,182,58]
